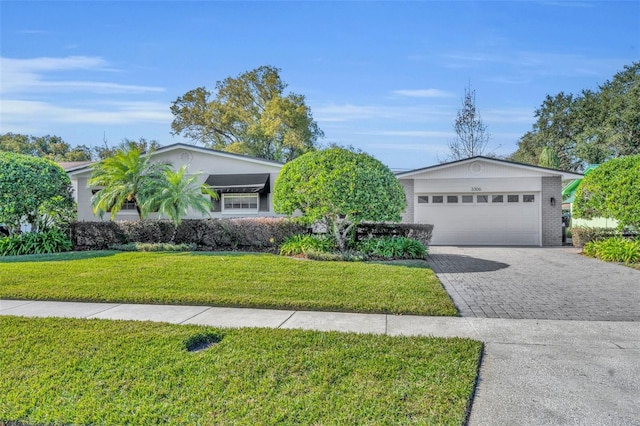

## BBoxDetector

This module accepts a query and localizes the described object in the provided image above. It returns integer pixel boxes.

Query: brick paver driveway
[428,246,640,321]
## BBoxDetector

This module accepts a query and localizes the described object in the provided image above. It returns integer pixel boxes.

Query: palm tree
[142,166,217,240]
[88,146,170,220]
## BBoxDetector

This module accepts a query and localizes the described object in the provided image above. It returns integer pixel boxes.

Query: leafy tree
[0,152,76,236]
[170,65,323,162]
[538,146,561,169]
[88,146,170,220]
[448,84,490,160]
[273,147,407,252]
[510,62,640,170]
[0,133,92,161]
[509,93,580,171]
[573,155,640,230]
[142,166,217,240]
[93,137,162,160]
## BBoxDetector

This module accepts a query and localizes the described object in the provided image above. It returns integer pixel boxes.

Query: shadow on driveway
[428,253,509,273]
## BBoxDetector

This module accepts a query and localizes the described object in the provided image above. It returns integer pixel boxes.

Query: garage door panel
[415,193,540,246]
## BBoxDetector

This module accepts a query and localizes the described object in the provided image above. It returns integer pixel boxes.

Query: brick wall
[399,179,414,223]
[541,176,562,246]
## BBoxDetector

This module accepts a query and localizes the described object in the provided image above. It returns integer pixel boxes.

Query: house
[561,164,618,229]
[64,143,283,222]
[396,157,583,246]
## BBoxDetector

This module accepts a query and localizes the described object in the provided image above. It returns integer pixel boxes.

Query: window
[91,189,137,211]
[492,195,504,203]
[508,195,519,203]
[432,195,444,204]
[222,194,259,213]
[417,196,429,204]
[447,195,458,203]
[462,195,473,203]
[477,195,488,203]
[523,194,535,203]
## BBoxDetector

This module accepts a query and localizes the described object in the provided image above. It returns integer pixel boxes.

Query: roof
[66,143,284,177]
[58,161,95,172]
[396,156,584,181]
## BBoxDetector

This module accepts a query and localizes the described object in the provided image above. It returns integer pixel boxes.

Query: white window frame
[221,193,259,214]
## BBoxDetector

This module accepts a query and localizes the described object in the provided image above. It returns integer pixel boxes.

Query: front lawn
[0,251,456,316]
[0,316,482,425]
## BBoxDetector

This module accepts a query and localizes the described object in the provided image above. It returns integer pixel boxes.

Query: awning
[205,173,270,193]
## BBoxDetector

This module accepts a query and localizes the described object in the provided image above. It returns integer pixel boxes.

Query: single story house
[397,157,583,246]
[64,143,283,222]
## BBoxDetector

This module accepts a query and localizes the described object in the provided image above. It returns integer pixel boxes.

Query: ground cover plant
[583,237,640,265]
[0,251,456,315]
[0,316,481,425]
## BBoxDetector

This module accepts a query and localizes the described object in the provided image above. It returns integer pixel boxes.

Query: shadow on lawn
[0,250,121,263]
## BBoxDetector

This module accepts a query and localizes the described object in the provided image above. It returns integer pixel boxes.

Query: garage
[397,157,582,247]
[414,192,540,245]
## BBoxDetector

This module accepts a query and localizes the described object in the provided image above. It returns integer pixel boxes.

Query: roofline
[67,142,284,176]
[396,156,583,180]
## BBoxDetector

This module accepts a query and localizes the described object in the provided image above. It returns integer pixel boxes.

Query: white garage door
[415,193,540,246]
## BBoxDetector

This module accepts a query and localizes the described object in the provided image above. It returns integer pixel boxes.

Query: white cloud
[0,99,172,126]
[392,89,454,98]
[356,130,454,138]
[314,103,452,123]
[0,56,164,94]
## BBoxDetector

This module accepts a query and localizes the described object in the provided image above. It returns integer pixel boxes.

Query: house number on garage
[471,187,482,192]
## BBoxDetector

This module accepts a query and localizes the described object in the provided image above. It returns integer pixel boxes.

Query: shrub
[357,236,427,260]
[584,237,640,264]
[355,223,434,247]
[0,228,72,256]
[109,242,197,252]
[571,227,619,248]
[70,218,308,252]
[279,234,336,256]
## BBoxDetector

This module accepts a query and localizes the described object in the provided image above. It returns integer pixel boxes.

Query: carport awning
[205,173,270,193]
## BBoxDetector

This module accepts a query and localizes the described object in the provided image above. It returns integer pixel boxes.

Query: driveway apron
[427,246,640,321]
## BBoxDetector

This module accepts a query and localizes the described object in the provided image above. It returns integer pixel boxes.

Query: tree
[93,137,162,160]
[0,133,92,161]
[508,93,580,171]
[538,146,561,169]
[448,84,490,160]
[509,62,640,170]
[88,146,170,220]
[0,152,76,235]
[142,166,217,240]
[273,147,407,252]
[170,65,323,162]
[573,155,640,230]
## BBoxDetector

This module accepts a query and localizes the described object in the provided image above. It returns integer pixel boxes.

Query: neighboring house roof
[65,143,284,177]
[396,156,584,180]
[561,164,599,203]
[58,161,95,172]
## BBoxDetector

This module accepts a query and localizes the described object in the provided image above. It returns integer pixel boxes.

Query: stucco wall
[399,179,414,223]
[541,175,562,246]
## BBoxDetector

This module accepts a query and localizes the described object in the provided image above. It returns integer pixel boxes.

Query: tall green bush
[273,147,407,252]
[0,152,75,235]
[573,155,640,230]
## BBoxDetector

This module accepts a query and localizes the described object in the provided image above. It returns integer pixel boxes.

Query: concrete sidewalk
[2,299,639,425]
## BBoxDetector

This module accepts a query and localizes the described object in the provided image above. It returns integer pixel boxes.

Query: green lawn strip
[0,251,456,316]
[0,316,482,425]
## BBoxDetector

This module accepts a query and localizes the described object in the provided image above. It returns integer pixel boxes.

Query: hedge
[571,226,638,248]
[71,219,434,252]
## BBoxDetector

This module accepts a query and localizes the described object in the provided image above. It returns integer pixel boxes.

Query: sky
[1,1,638,171]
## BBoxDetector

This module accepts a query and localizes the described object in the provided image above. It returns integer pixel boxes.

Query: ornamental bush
[583,237,640,264]
[0,152,75,235]
[273,147,407,252]
[573,155,640,230]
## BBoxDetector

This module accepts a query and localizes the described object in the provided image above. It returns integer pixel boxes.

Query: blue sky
[1,1,638,170]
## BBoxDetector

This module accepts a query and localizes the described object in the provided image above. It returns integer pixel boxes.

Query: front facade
[65,143,283,222]
[397,157,582,246]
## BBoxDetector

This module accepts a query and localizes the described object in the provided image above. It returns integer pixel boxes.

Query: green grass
[0,251,457,316]
[0,316,482,425]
